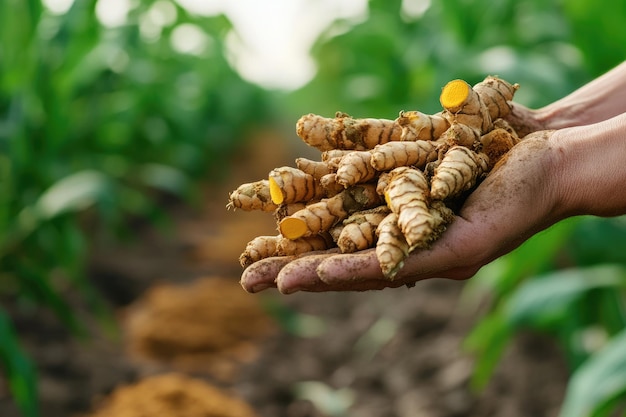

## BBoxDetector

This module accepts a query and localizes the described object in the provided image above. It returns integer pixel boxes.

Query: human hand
[241,129,567,294]
[240,63,626,294]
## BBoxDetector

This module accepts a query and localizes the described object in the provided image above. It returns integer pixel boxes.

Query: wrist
[535,101,601,130]
[547,114,626,218]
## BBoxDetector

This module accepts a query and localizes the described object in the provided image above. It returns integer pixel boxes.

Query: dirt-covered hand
[237,63,626,294]
[240,112,626,293]
[241,130,562,293]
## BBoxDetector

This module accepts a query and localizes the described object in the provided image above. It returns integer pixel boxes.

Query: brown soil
[122,277,275,381]
[0,132,570,417]
[86,373,258,417]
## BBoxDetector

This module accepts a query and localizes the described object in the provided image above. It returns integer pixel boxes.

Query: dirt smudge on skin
[470,131,553,218]
[317,252,378,284]
[241,256,294,293]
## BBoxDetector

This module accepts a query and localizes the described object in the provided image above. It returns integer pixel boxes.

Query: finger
[240,256,294,293]
[276,249,340,294]
[316,249,436,286]
[276,251,410,293]
[275,253,332,294]
[316,249,383,284]
[274,247,412,292]
[316,216,480,285]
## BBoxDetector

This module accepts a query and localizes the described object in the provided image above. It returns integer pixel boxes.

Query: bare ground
[0,133,569,417]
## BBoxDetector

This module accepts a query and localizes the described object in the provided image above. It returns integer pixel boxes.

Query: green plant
[463,216,626,416]
[0,308,38,417]
[0,1,272,415]
[286,0,613,120]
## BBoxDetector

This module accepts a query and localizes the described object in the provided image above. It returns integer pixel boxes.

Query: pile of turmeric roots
[228,76,521,278]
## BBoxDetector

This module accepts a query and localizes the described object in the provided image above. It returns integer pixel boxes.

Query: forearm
[550,112,626,218]
[537,61,626,129]
[506,61,626,136]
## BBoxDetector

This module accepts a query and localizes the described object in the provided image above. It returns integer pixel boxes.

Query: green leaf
[505,265,626,328]
[566,216,626,267]
[18,261,84,336]
[0,308,39,417]
[466,264,626,392]
[463,313,512,390]
[468,218,579,304]
[559,327,626,417]
[137,163,189,196]
[35,170,110,219]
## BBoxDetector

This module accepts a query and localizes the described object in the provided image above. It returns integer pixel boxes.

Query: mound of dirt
[87,373,258,417]
[123,277,275,380]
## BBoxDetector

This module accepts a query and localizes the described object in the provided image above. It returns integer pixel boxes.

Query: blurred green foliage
[287,0,626,119]
[463,217,626,416]
[0,1,270,415]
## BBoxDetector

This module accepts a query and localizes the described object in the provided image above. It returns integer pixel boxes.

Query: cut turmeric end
[268,176,284,205]
[440,79,471,110]
[279,217,309,240]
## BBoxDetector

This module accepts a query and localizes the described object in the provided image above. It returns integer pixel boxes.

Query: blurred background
[1,0,626,416]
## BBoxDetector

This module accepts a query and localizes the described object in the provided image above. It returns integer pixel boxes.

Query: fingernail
[247,283,271,293]
[278,285,300,295]
[276,280,302,294]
